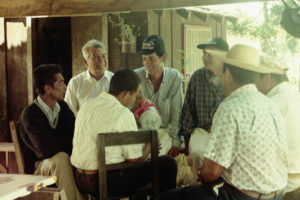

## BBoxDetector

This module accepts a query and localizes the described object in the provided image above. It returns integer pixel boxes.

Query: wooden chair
[9,120,25,173]
[98,130,159,200]
[0,121,24,173]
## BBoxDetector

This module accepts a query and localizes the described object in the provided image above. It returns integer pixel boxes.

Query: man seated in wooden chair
[20,64,84,200]
[71,68,177,199]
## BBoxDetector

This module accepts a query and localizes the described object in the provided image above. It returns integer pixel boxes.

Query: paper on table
[0,174,56,200]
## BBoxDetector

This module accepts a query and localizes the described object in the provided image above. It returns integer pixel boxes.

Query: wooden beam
[0,0,272,18]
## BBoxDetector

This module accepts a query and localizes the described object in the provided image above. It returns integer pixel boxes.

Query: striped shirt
[180,67,224,138]
[135,67,183,147]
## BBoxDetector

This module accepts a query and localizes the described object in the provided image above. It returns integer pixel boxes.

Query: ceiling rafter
[0,0,272,18]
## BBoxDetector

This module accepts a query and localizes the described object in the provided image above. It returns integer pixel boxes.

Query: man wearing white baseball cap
[155,44,288,200]
[256,56,300,195]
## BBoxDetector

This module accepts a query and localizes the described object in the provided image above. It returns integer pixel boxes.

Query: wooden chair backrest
[9,120,25,174]
[98,130,159,200]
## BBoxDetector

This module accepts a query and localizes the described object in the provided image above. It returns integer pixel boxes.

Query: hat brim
[206,49,283,74]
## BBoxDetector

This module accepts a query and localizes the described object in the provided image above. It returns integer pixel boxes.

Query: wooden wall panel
[71,16,103,76]
[160,11,172,68]
[0,18,7,142]
[6,20,29,122]
[147,11,160,36]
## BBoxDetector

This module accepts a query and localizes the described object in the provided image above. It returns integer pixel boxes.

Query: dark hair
[109,68,141,96]
[223,63,258,85]
[34,64,63,95]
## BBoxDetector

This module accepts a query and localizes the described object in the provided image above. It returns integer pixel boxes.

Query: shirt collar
[100,92,123,107]
[84,70,109,81]
[145,67,166,83]
[37,96,60,123]
[267,82,289,98]
[226,84,257,100]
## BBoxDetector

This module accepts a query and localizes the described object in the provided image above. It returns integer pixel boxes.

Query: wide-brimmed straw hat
[260,54,289,74]
[206,44,282,74]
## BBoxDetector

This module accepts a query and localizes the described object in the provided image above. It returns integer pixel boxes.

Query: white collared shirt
[64,70,114,115]
[267,82,300,174]
[204,84,288,193]
[71,92,142,170]
[135,66,183,147]
[35,96,61,129]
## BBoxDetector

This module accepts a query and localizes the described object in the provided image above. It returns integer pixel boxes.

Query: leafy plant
[108,13,141,44]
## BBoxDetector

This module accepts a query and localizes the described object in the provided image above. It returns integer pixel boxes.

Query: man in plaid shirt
[180,38,229,153]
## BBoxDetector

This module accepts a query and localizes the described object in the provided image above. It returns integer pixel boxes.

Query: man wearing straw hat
[155,44,288,200]
[256,56,300,195]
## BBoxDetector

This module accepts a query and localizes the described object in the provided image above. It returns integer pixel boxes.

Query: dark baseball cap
[197,37,229,51]
[139,35,166,57]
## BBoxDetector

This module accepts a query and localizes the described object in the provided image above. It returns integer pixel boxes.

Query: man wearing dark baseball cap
[180,37,229,155]
[135,34,184,158]
[197,37,229,51]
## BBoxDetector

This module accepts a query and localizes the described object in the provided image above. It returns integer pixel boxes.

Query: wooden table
[0,174,57,200]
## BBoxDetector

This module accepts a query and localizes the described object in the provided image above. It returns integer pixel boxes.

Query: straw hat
[260,54,289,74]
[206,44,282,74]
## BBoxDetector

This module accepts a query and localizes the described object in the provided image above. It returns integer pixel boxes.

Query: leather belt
[240,189,283,200]
[225,183,283,200]
[76,168,98,175]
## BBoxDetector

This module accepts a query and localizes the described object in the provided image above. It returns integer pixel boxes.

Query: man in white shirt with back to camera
[71,69,177,199]
[256,56,300,195]
[65,39,114,115]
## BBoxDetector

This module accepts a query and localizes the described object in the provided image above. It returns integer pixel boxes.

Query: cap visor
[197,44,209,49]
[138,49,155,55]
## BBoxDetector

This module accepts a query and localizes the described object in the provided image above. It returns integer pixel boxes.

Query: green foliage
[108,13,141,44]
[227,1,299,56]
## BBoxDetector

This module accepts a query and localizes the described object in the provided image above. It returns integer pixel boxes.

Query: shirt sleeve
[180,73,197,138]
[168,72,184,147]
[203,103,237,168]
[118,111,143,160]
[64,79,79,116]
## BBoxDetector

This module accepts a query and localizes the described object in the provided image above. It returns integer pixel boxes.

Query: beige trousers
[34,152,85,200]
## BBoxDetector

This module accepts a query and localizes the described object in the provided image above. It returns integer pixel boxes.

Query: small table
[0,174,57,200]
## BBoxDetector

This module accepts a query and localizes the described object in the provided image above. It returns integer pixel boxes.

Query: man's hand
[168,146,180,157]
[198,159,223,182]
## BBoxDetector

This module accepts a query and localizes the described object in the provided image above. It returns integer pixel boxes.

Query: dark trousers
[74,155,177,198]
[155,180,284,200]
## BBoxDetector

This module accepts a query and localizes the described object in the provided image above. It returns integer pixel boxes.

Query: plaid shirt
[180,67,224,137]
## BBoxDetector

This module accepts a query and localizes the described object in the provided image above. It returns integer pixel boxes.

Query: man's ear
[161,54,167,63]
[44,85,52,95]
[83,59,88,67]
[224,68,232,81]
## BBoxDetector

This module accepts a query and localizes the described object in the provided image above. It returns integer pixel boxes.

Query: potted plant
[109,13,141,53]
